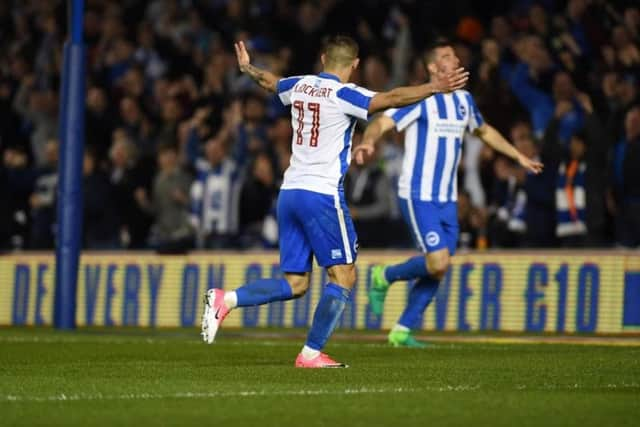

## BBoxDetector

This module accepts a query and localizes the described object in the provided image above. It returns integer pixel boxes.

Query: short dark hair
[423,38,453,66]
[322,35,359,68]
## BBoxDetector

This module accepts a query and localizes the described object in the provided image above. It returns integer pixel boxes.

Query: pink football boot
[295,352,348,368]
[201,289,231,344]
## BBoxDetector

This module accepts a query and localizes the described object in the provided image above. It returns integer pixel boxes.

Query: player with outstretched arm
[201,36,469,367]
[360,40,543,347]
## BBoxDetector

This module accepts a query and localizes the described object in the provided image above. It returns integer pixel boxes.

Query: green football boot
[388,330,428,348]
[368,265,390,316]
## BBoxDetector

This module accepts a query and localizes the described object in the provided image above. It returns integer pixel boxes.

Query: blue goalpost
[54,0,85,329]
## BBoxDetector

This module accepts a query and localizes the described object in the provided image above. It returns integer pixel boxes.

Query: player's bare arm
[354,115,396,165]
[235,41,281,93]
[356,67,469,165]
[368,67,469,113]
[473,123,544,174]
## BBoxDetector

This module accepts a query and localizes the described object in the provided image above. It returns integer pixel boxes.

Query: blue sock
[305,283,351,351]
[398,275,440,329]
[235,278,293,307]
[385,256,428,284]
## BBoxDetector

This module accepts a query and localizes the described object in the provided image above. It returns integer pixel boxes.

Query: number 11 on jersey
[293,101,320,147]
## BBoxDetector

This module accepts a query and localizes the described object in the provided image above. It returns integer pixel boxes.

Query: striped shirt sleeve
[336,84,376,120]
[384,103,421,131]
[464,92,485,132]
[276,76,303,106]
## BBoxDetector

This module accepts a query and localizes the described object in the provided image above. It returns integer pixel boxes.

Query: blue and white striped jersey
[385,90,484,202]
[277,72,375,195]
[190,158,242,235]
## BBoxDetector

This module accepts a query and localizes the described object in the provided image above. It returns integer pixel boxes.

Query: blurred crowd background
[0,0,639,253]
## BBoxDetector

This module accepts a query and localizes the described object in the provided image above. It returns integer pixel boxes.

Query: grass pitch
[1,328,639,427]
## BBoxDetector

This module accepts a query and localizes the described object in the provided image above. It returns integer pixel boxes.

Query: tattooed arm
[235,41,281,93]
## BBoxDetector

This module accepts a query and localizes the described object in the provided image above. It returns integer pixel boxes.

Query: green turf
[1,328,639,427]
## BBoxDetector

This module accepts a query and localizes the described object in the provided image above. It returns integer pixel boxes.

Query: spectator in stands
[119,96,155,158]
[133,22,167,81]
[239,152,278,248]
[490,131,556,248]
[190,136,241,249]
[611,24,640,71]
[518,135,556,247]
[85,85,115,165]
[490,15,512,49]
[232,93,269,166]
[601,73,639,143]
[489,156,526,248]
[139,142,193,253]
[157,95,184,148]
[502,34,556,137]
[475,38,525,135]
[506,52,585,144]
[266,116,293,179]
[553,131,588,247]
[0,76,20,156]
[345,142,391,248]
[29,139,58,249]
[545,94,608,246]
[13,74,58,168]
[109,132,150,249]
[82,148,119,249]
[362,56,391,92]
[609,106,640,248]
[1,145,31,250]
[359,10,411,91]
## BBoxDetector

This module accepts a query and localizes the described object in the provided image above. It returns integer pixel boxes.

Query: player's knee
[285,274,310,297]
[429,264,449,281]
[327,264,356,288]
[427,254,450,281]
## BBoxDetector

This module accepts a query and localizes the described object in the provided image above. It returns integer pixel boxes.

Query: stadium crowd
[0,0,639,252]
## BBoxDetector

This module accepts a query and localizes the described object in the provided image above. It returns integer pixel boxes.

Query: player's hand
[432,67,469,93]
[518,154,544,175]
[235,41,251,72]
[352,143,375,165]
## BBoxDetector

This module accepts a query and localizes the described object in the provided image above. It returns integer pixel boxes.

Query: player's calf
[201,274,310,344]
[295,265,354,368]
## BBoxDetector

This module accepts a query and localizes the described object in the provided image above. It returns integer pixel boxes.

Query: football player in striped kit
[361,40,543,347]
[201,35,469,367]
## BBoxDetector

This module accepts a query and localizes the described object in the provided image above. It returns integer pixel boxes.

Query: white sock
[301,345,320,360]
[392,324,410,333]
[224,291,238,309]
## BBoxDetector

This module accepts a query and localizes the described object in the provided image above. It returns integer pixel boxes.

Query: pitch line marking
[2,386,476,403]
[4,383,640,403]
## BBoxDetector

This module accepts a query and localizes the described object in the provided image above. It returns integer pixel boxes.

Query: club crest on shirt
[458,103,467,118]
[426,231,440,247]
